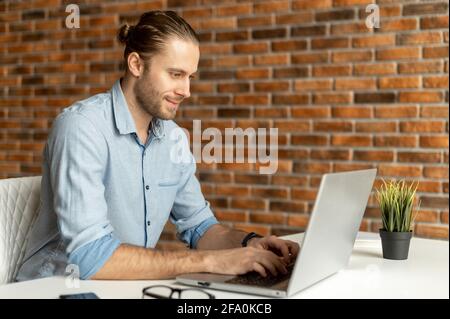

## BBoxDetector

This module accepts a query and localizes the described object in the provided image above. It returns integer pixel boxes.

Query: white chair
[0,176,41,284]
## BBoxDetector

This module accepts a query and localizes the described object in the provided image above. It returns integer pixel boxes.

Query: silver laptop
[176,168,377,298]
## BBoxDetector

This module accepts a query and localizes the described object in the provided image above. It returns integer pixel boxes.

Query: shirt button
[147,221,151,226]
[145,185,150,190]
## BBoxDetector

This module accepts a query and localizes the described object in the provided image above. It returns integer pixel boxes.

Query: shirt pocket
[158,169,183,187]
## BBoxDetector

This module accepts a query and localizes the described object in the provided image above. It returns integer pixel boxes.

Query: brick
[274,67,308,78]
[236,68,269,79]
[272,40,307,52]
[216,3,252,16]
[199,172,232,183]
[200,70,234,80]
[233,42,268,54]
[423,76,449,89]
[419,197,449,210]
[214,210,247,222]
[379,164,422,177]
[442,212,449,224]
[420,106,449,118]
[381,18,417,32]
[398,32,442,45]
[291,188,318,201]
[250,213,286,225]
[276,12,313,25]
[354,63,396,75]
[400,121,445,133]
[294,162,331,174]
[270,201,307,213]
[295,79,332,91]
[311,150,351,160]
[274,120,310,132]
[352,35,395,48]
[423,168,448,180]
[330,22,368,35]
[313,65,351,77]
[399,61,443,74]
[199,17,236,30]
[398,152,441,163]
[217,108,251,118]
[355,122,397,133]
[421,16,449,29]
[316,9,354,22]
[251,187,289,199]
[375,106,418,118]
[415,225,448,239]
[374,136,417,148]
[254,81,289,92]
[181,8,212,19]
[235,174,269,185]
[252,28,286,39]
[291,52,329,65]
[278,149,309,160]
[291,135,328,146]
[423,46,449,59]
[255,108,288,118]
[254,54,289,66]
[231,198,266,210]
[420,136,449,148]
[201,43,232,55]
[272,94,308,105]
[233,94,269,105]
[355,92,396,103]
[403,2,448,16]
[287,215,310,228]
[354,150,394,162]
[216,30,248,42]
[379,76,420,89]
[415,210,439,223]
[332,106,372,118]
[334,0,374,6]
[292,107,330,118]
[314,121,353,132]
[314,93,352,104]
[272,176,308,186]
[376,47,421,61]
[238,16,272,28]
[292,0,332,10]
[312,38,349,49]
[331,135,371,147]
[218,82,250,93]
[216,56,250,68]
[335,78,376,90]
[399,92,443,103]
[291,25,327,37]
[254,1,289,13]
[332,50,372,63]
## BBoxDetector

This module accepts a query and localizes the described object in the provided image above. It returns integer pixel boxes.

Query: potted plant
[376,179,420,260]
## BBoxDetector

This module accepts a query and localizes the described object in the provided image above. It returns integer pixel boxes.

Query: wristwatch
[241,232,263,247]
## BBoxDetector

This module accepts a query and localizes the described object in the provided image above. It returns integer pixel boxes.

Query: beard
[133,78,179,121]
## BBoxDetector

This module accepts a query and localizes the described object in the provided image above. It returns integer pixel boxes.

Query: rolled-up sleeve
[47,111,120,277]
[169,134,218,248]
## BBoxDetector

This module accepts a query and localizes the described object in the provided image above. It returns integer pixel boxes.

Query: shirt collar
[111,79,165,139]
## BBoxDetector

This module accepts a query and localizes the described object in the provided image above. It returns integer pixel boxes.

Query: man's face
[133,37,199,121]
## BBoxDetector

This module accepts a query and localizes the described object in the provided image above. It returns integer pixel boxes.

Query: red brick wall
[0,1,448,246]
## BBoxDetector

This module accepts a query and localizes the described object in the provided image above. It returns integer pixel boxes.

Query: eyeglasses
[142,285,215,299]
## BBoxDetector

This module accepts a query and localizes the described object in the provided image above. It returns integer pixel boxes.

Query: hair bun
[118,24,134,44]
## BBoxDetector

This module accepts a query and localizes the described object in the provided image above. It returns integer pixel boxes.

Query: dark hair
[118,10,199,66]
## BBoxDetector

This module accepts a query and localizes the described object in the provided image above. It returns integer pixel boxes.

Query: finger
[252,262,267,278]
[257,252,279,276]
[287,241,300,258]
[267,239,291,262]
[261,250,288,275]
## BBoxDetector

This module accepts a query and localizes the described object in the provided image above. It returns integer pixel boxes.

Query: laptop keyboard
[225,263,294,287]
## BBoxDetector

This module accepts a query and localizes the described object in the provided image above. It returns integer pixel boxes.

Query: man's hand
[247,235,300,265]
[206,247,289,278]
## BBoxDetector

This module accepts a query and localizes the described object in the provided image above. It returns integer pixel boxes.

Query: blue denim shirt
[16,79,218,281]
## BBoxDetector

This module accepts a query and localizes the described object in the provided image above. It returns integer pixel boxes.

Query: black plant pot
[379,229,413,260]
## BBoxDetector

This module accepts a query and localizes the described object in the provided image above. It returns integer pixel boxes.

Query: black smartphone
[59,292,100,299]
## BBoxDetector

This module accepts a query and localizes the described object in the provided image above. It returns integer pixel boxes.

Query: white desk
[0,232,448,299]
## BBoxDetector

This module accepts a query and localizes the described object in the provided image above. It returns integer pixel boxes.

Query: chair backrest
[0,176,41,284]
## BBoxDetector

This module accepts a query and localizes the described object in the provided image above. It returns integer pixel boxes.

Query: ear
[127,52,144,78]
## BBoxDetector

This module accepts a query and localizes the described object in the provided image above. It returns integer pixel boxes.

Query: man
[17,11,299,282]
